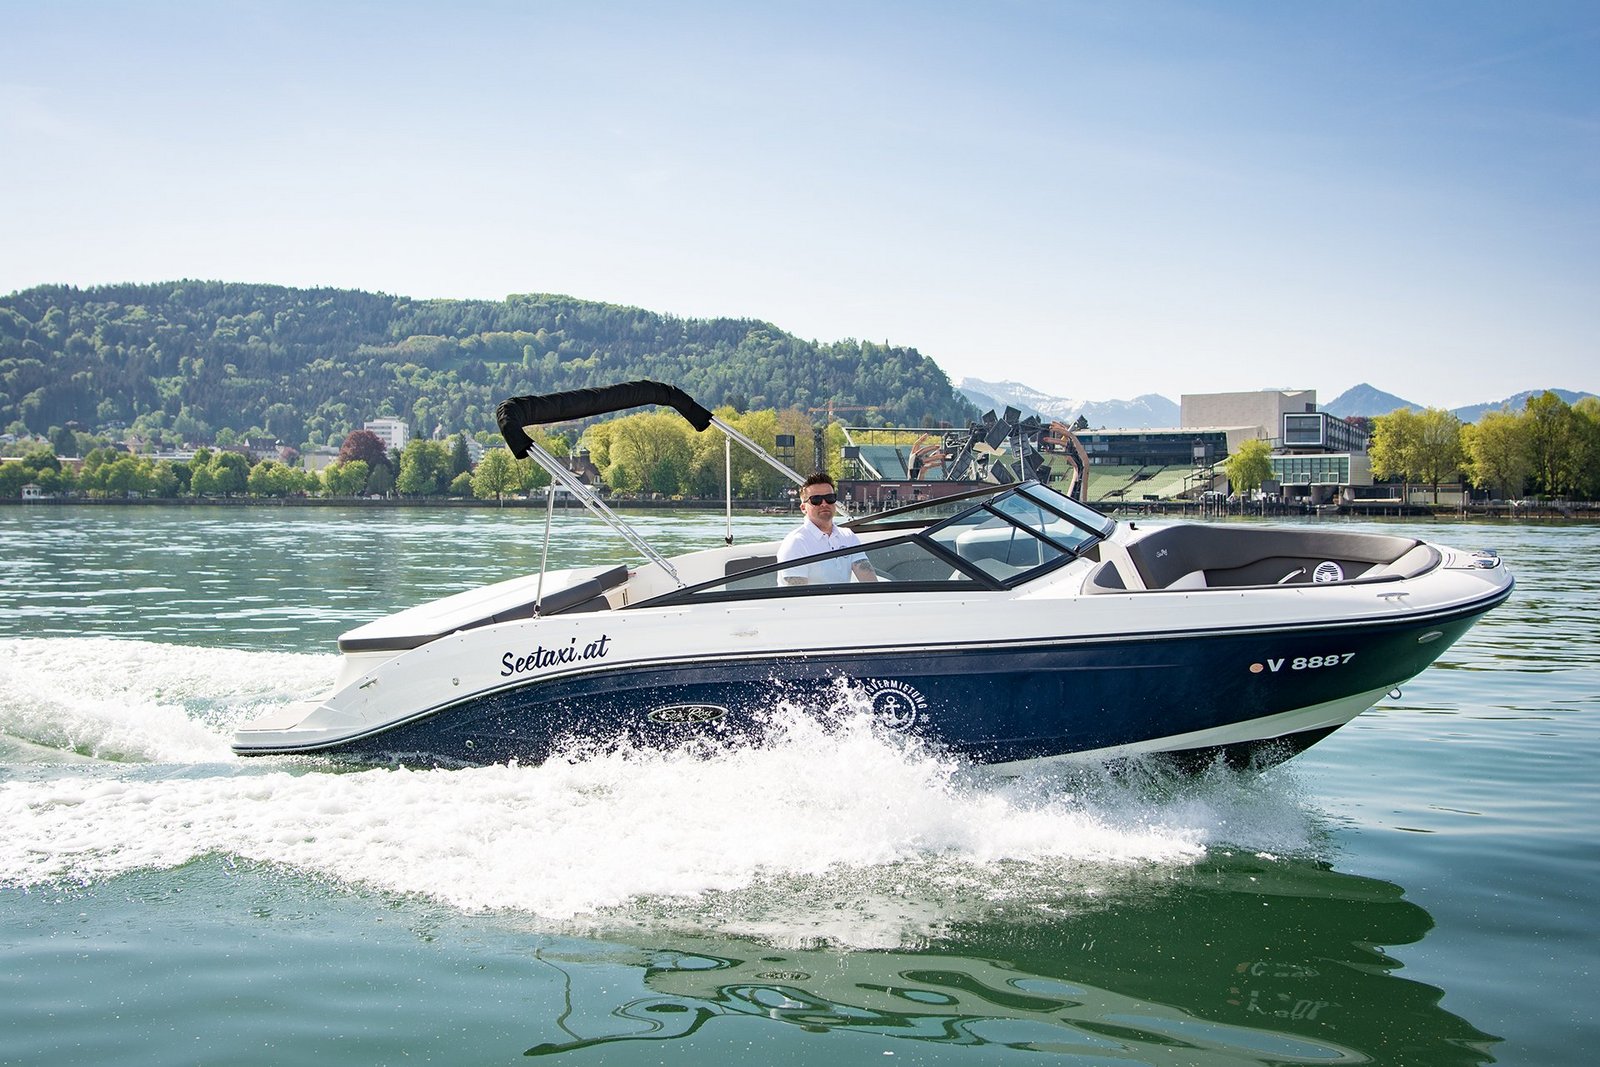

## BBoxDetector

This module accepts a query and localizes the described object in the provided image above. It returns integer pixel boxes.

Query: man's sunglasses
[806,493,838,506]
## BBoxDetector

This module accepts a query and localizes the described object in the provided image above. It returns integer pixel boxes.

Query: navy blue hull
[312,595,1502,769]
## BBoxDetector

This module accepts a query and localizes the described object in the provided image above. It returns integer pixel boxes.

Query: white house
[363,417,411,453]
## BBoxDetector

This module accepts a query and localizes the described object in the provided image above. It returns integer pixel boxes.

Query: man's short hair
[802,471,835,491]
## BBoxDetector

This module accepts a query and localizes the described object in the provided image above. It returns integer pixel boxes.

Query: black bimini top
[497,380,714,457]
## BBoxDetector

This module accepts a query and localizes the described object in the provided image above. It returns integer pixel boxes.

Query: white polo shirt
[777,517,868,585]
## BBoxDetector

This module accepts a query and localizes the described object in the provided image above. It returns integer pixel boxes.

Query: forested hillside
[0,282,977,448]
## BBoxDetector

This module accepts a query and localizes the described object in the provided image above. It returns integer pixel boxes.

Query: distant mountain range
[961,378,1597,428]
[2,278,1588,444]
[959,379,1180,429]
[1323,384,1599,422]
[1319,383,1416,419]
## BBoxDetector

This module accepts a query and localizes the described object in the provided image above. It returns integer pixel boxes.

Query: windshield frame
[631,481,1113,608]
[921,481,1110,588]
[633,532,999,607]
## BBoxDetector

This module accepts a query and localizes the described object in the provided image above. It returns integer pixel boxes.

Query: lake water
[2,505,1596,1065]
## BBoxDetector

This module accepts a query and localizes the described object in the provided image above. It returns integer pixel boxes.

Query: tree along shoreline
[5,494,1596,521]
[0,494,795,512]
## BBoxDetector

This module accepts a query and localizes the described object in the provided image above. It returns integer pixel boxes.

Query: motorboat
[233,381,1513,769]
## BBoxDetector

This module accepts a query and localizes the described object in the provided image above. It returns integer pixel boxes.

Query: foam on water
[0,637,332,762]
[0,639,1327,948]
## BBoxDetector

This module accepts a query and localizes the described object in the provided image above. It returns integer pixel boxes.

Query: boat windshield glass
[673,537,983,600]
[1016,482,1116,538]
[925,482,1107,584]
[648,482,1110,604]
[929,508,1071,581]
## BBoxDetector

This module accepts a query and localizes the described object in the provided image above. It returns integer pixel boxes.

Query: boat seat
[1166,570,1207,590]
[725,554,777,577]
[975,560,1036,581]
[1124,525,1423,590]
[1081,539,1145,593]
[882,556,966,582]
[1082,560,1127,592]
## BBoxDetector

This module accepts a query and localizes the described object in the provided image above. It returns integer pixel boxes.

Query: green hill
[0,282,977,448]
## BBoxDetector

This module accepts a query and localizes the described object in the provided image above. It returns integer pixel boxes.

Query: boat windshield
[850,481,1113,537]
[1012,482,1117,539]
[649,482,1111,604]
[924,482,1110,584]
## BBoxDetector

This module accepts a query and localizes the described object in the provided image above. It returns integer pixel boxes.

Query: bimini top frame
[496,380,812,591]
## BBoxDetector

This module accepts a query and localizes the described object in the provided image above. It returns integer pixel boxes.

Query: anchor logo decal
[860,679,927,731]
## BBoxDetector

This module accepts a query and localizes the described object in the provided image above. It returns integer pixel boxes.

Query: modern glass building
[1076,429,1231,467]
[1281,411,1368,453]
[1272,452,1351,485]
[1268,451,1373,504]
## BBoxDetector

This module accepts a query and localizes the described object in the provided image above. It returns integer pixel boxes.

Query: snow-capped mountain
[959,378,1180,429]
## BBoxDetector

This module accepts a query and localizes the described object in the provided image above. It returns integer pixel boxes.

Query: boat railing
[497,380,814,599]
[521,434,682,589]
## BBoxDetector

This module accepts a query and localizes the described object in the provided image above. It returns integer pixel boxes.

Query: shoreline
[0,495,803,516]
[4,495,1595,521]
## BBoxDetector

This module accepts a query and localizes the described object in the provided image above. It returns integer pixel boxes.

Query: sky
[2,1,1596,410]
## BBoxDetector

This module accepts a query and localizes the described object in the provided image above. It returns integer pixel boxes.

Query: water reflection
[526,854,1498,1064]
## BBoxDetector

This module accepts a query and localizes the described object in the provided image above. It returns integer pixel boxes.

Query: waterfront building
[1281,409,1368,453]
[301,446,341,473]
[1075,428,1233,468]
[1181,389,1317,441]
[363,417,410,453]
[834,391,1388,509]
[243,437,284,462]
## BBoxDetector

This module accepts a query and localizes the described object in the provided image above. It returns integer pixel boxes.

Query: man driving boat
[777,472,878,585]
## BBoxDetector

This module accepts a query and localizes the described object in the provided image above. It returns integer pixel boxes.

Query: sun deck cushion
[537,564,630,614]
[337,564,631,652]
[550,593,612,614]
